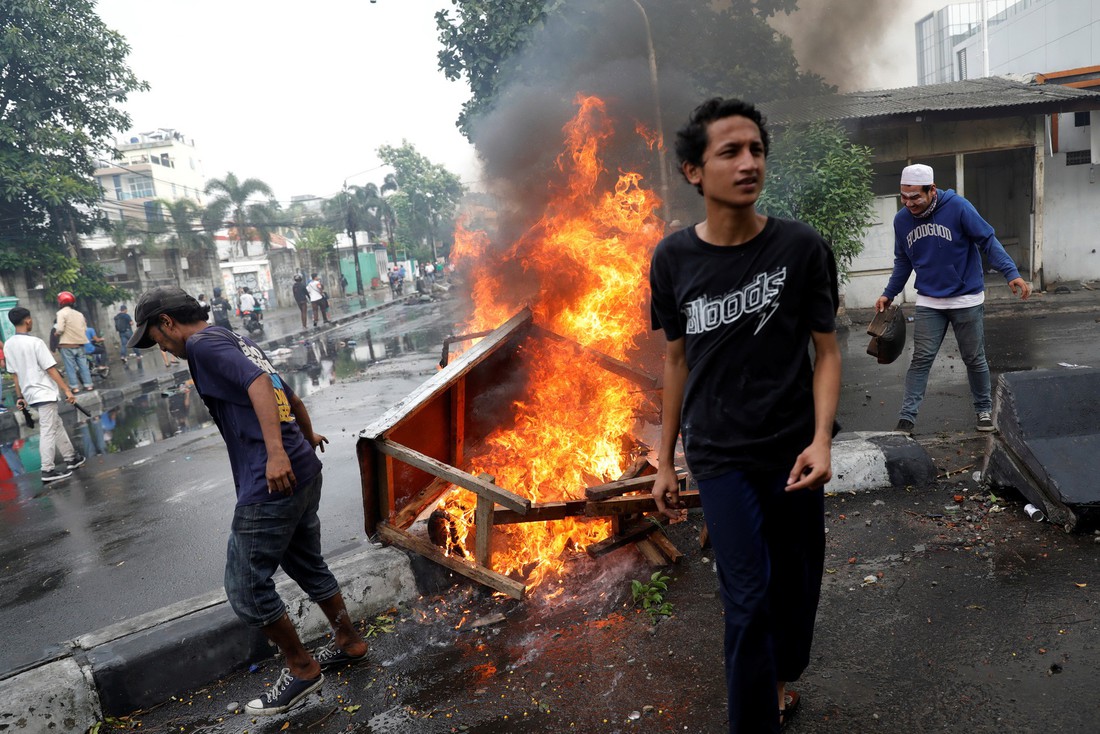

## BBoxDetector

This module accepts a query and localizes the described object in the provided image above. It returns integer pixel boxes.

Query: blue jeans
[59,346,93,389]
[900,304,991,423]
[698,468,825,734]
[117,329,139,359]
[224,472,340,628]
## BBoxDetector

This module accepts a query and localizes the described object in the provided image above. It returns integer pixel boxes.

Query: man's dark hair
[8,307,30,326]
[675,97,769,195]
[161,303,211,325]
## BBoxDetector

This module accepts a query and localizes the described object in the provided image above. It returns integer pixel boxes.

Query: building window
[127,175,155,199]
[1066,150,1092,166]
[956,49,968,81]
[1075,112,1090,128]
[144,200,164,223]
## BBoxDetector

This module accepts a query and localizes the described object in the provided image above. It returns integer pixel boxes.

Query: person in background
[114,305,142,365]
[210,287,233,330]
[6,307,85,483]
[83,325,109,377]
[292,275,309,329]
[127,286,368,715]
[54,291,94,393]
[306,274,329,327]
[876,163,1031,435]
[649,97,841,733]
[338,272,348,297]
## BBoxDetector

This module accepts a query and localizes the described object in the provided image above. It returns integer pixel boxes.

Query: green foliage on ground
[631,570,673,624]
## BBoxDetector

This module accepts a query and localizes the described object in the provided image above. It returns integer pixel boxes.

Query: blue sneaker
[245,668,323,716]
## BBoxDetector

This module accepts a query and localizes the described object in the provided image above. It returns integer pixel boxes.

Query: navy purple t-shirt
[186,326,323,505]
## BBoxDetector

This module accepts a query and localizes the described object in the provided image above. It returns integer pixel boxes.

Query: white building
[93,128,207,227]
[917,0,1100,285]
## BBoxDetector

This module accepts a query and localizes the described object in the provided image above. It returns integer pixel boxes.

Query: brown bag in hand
[867,305,906,364]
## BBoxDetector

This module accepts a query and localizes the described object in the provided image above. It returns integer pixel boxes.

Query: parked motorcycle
[242,309,264,336]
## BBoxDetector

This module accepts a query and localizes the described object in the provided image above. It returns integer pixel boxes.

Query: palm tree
[157,198,217,280]
[204,172,277,258]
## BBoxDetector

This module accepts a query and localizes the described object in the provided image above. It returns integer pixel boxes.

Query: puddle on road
[0,319,452,509]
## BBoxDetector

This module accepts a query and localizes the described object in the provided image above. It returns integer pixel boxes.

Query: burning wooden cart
[357,307,696,599]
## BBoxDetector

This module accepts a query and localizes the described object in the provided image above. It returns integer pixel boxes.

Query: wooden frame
[358,307,666,598]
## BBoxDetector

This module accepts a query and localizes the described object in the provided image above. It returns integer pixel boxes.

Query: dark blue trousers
[697,468,825,734]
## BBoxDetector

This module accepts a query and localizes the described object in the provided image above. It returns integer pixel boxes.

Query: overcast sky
[94,0,948,205]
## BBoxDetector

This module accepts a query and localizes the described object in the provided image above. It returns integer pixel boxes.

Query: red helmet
[57,291,75,306]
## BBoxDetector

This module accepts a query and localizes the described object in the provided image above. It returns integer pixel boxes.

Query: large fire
[444,95,664,588]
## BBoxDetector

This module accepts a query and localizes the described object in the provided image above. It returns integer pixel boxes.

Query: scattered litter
[131,458,149,466]
[468,612,507,629]
[1058,362,1091,369]
[225,701,239,712]
[862,575,877,586]
[1024,504,1046,522]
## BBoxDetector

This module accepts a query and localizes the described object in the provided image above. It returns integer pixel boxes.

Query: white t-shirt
[306,279,323,302]
[5,333,60,405]
[239,293,256,312]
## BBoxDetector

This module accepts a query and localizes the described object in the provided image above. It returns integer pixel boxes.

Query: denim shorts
[224,472,340,627]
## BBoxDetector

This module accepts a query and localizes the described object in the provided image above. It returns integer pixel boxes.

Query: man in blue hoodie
[876,163,1030,435]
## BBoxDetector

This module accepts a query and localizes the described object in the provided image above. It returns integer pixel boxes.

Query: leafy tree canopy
[758,121,875,282]
[436,0,822,139]
[377,142,464,260]
[0,0,146,303]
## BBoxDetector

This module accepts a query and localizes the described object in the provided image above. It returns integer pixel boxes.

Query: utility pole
[631,0,671,224]
[344,182,366,297]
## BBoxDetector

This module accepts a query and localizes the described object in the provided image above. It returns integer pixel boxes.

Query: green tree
[203,172,277,258]
[436,0,825,137]
[157,198,219,278]
[0,0,146,302]
[377,142,464,261]
[757,121,874,282]
[296,226,337,279]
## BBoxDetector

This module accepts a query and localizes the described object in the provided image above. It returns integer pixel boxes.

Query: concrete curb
[0,542,420,729]
[0,428,931,729]
[830,431,937,493]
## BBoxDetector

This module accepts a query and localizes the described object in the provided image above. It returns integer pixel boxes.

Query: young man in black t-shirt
[649,98,841,734]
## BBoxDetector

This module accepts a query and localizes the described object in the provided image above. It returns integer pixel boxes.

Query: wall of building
[1040,146,1100,282]
[951,0,1100,80]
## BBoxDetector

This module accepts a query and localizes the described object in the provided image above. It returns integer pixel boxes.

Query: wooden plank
[376,522,525,600]
[585,490,701,517]
[451,377,466,468]
[530,324,658,389]
[635,538,666,567]
[699,522,710,550]
[648,531,684,564]
[390,476,452,530]
[362,308,532,440]
[585,471,687,501]
[474,494,493,567]
[585,521,660,558]
[494,499,587,525]
[373,438,531,514]
[356,437,380,537]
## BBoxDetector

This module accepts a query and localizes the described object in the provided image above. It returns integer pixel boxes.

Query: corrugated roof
[760,76,1100,127]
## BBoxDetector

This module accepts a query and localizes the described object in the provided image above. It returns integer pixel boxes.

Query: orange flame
[446,95,663,588]
[634,121,664,152]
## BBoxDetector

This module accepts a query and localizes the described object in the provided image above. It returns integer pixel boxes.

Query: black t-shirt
[649,218,838,479]
[292,281,308,304]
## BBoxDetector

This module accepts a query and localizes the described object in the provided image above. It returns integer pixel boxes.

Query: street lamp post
[630,0,672,224]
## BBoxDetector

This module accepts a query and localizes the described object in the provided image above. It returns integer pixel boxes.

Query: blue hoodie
[883,189,1021,300]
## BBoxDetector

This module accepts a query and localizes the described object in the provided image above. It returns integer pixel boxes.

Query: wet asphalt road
[0,300,455,673]
[6,288,1100,732]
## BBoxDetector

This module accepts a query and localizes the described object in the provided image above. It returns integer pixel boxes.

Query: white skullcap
[900,164,934,186]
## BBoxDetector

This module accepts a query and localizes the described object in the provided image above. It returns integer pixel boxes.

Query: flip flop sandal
[780,690,801,730]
